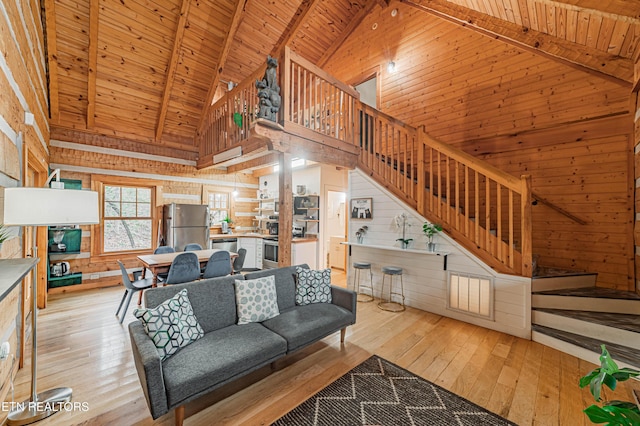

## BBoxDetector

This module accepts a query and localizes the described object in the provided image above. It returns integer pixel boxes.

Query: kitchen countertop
[210,233,318,243]
[0,258,39,302]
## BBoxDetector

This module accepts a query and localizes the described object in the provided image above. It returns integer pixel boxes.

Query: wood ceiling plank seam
[45,0,60,123]
[98,0,179,28]
[506,0,522,25]
[270,0,323,57]
[87,0,99,128]
[317,0,380,67]
[516,0,529,27]
[606,20,629,56]
[154,0,192,143]
[526,0,539,31]
[97,18,175,49]
[94,72,164,97]
[564,8,577,43]
[535,2,547,34]
[501,0,516,23]
[199,0,245,124]
[585,14,603,49]
[545,3,556,37]
[405,0,633,83]
[618,23,640,59]
[574,10,590,45]
[595,16,617,53]
[555,6,566,40]
[534,0,640,23]
[493,0,509,21]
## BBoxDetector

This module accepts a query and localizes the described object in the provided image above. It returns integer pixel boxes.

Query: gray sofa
[128,264,357,425]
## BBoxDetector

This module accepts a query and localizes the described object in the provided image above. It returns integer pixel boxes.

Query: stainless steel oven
[263,237,278,269]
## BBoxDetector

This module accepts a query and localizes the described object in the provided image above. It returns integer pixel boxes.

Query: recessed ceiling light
[391,9,398,17]
[372,22,378,30]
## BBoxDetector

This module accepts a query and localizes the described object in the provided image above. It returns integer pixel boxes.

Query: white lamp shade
[3,187,99,226]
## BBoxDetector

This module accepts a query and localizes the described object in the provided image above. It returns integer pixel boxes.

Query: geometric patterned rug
[271,356,517,426]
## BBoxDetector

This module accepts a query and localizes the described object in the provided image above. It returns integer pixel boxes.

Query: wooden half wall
[634,51,640,295]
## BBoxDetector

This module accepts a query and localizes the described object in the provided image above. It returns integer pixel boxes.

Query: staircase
[531,272,640,369]
[196,48,640,366]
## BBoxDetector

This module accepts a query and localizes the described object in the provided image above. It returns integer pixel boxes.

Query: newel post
[520,174,533,277]
[416,126,426,216]
[279,47,291,126]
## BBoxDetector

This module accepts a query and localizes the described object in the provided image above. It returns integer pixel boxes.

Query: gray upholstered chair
[153,246,175,283]
[232,248,247,275]
[202,250,232,278]
[115,260,153,324]
[165,252,201,284]
[184,243,203,251]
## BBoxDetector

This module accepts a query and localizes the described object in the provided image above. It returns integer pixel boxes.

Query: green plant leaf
[599,345,620,374]
[612,369,640,382]
[580,368,602,388]
[585,403,640,426]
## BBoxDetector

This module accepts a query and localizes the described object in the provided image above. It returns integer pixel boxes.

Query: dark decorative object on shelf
[255,56,281,122]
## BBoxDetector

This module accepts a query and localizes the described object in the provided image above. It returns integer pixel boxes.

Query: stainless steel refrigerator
[162,203,209,251]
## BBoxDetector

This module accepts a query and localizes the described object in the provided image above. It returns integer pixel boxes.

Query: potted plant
[221,216,234,234]
[355,226,368,244]
[579,344,640,425]
[423,222,443,252]
[0,223,10,250]
[393,213,412,249]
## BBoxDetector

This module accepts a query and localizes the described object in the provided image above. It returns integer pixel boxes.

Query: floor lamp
[3,170,98,425]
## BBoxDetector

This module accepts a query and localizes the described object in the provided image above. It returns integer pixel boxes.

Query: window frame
[92,175,159,257]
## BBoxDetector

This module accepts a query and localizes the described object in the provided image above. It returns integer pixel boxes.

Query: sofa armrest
[330,286,357,324]
[128,321,169,419]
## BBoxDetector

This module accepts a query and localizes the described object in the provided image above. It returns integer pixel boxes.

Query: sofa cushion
[261,303,353,352]
[244,264,308,311]
[144,275,241,333]
[162,323,287,407]
[295,266,332,305]
[133,289,204,361]
[235,275,280,324]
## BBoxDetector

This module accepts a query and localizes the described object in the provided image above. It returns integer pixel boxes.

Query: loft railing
[196,48,533,276]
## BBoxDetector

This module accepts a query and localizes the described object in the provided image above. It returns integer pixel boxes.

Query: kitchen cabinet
[47,227,82,288]
[292,240,317,269]
[329,236,346,270]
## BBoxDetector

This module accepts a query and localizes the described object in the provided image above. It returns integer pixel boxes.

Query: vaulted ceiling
[44,0,640,161]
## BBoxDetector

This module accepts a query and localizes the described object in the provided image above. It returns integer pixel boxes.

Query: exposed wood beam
[155,0,191,142]
[318,0,383,68]
[87,0,99,128]
[271,0,322,58]
[278,152,293,267]
[50,126,199,160]
[402,0,634,86]
[227,152,279,174]
[202,0,246,109]
[43,0,59,123]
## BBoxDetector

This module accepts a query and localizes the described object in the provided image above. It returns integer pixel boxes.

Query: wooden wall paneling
[86,0,99,128]
[44,0,60,123]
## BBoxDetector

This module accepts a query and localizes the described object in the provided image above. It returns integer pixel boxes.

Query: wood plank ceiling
[44,0,639,162]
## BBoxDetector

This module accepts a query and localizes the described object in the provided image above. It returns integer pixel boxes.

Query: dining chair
[165,252,201,284]
[184,243,203,251]
[153,246,175,283]
[203,250,232,278]
[232,248,247,275]
[116,260,153,324]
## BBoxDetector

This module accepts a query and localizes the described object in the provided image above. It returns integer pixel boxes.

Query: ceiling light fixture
[387,61,396,73]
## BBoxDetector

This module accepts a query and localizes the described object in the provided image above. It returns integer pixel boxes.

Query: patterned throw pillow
[235,275,280,325]
[133,289,204,361]
[295,267,332,305]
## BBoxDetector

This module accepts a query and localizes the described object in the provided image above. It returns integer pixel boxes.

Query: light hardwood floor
[6,269,639,425]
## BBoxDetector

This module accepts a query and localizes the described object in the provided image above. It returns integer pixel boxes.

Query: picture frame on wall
[350,198,373,219]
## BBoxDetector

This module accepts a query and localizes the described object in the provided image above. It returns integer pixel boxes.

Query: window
[208,192,229,225]
[103,185,153,252]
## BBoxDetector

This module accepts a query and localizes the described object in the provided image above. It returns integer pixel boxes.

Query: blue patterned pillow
[235,275,280,324]
[295,267,332,305]
[134,289,204,361]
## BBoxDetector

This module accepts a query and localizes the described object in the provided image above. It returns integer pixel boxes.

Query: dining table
[137,249,238,287]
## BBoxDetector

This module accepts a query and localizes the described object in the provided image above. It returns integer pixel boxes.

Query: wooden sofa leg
[175,405,185,426]
[340,328,346,343]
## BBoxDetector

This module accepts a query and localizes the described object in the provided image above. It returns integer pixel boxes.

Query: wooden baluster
[497,182,503,264]
[445,156,451,224]
[474,170,479,245]
[485,177,491,252]
[437,151,442,219]
[417,131,425,215]
[429,147,433,212]
[464,165,469,238]
[520,175,533,276]
[509,189,514,269]
[455,160,460,231]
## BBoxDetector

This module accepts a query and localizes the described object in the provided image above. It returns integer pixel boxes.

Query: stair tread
[533,324,640,368]
[534,308,640,333]
[532,287,640,300]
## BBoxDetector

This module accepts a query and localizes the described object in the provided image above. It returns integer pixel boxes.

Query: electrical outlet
[90,273,100,280]
[0,342,10,360]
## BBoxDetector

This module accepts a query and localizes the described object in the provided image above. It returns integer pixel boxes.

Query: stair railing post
[521,174,533,277]
[279,47,291,127]
[417,126,426,216]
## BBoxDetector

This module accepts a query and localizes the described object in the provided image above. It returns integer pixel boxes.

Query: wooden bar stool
[377,266,405,312]
[352,262,374,302]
